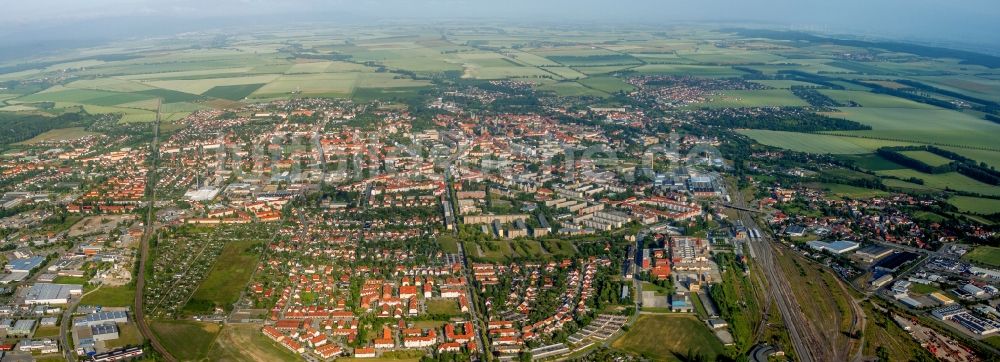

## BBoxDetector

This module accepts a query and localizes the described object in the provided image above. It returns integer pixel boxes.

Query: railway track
[729,183,825,362]
[134,100,177,362]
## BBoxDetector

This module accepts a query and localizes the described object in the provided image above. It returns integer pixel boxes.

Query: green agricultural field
[184,239,263,314]
[508,50,562,66]
[940,147,1000,170]
[573,64,639,75]
[541,67,587,80]
[203,83,266,100]
[912,75,1000,104]
[577,76,636,93]
[677,51,784,64]
[537,81,609,97]
[611,314,726,361]
[823,183,889,199]
[882,178,936,192]
[251,73,357,98]
[818,90,937,109]
[630,64,746,77]
[738,130,916,154]
[137,88,205,103]
[697,89,809,108]
[963,246,1000,268]
[875,169,1000,196]
[148,74,280,95]
[15,127,99,145]
[822,107,1000,150]
[898,150,954,167]
[751,79,822,89]
[948,196,1000,214]
[13,87,153,106]
[65,78,157,92]
[840,154,905,171]
[150,320,222,361]
[285,61,338,74]
[464,65,550,79]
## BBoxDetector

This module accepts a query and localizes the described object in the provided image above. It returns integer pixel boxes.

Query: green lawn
[150,320,221,361]
[425,299,462,316]
[908,283,939,295]
[79,285,135,307]
[611,314,726,361]
[984,335,1000,350]
[963,246,1000,268]
[436,235,460,253]
[52,276,89,285]
[104,322,144,349]
[33,325,61,338]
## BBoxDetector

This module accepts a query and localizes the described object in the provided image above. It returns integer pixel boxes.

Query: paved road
[133,100,177,362]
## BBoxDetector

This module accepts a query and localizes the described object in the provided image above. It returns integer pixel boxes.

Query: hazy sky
[3,0,999,50]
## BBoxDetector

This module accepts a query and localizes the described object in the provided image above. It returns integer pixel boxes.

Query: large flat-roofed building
[807,240,860,254]
[23,283,82,305]
[855,245,893,262]
[73,311,128,327]
[10,319,35,336]
[91,323,119,341]
[874,252,921,273]
[5,256,45,273]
